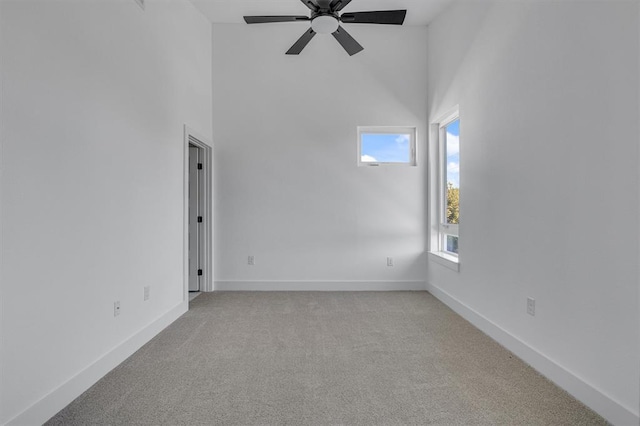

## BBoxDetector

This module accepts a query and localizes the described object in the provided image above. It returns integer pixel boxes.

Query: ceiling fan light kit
[243,0,407,56]
[311,15,339,34]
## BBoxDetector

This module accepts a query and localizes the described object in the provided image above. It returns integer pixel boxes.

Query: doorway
[184,126,213,301]
[188,144,204,292]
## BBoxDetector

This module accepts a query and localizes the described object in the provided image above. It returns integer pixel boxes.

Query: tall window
[429,108,460,269]
[440,118,459,255]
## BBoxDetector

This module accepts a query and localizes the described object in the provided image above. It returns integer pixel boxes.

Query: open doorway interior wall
[188,144,204,292]
[184,126,213,299]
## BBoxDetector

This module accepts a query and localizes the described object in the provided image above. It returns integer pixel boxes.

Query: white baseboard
[214,280,427,291]
[426,282,639,426]
[5,302,188,426]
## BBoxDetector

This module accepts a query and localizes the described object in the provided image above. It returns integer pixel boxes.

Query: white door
[188,145,204,292]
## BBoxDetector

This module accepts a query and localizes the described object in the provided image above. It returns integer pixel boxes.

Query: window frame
[438,118,459,255]
[429,108,460,270]
[357,126,417,167]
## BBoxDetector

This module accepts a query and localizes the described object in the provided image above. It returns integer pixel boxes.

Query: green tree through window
[443,117,459,255]
[446,182,459,225]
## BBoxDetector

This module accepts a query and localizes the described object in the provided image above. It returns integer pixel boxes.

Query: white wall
[212,24,428,290]
[0,0,212,424]
[427,1,639,424]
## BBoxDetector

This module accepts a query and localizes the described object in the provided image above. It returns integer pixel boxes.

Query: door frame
[183,125,213,301]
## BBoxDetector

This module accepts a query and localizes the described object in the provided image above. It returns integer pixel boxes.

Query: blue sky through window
[361,133,410,163]
[446,120,460,188]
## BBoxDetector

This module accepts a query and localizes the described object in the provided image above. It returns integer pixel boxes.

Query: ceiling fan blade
[286,28,317,55]
[244,15,310,24]
[332,26,363,56]
[299,0,319,11]
[329,0,352,12]
[340,10,407,25]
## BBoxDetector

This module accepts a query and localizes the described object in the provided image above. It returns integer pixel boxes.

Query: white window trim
[428,251,460,272]
[429,107,460,270]
[357,126,417,167]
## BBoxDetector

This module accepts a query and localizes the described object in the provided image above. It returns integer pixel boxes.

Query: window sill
[428,251,460,272]
[358,162,417,167]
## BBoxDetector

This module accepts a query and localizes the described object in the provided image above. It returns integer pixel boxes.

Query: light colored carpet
[47,291,606,425]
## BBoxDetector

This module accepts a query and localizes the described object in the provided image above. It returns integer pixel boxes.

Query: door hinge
[197,163,203,170]
[197,216,203,223]
[197,269,203,276]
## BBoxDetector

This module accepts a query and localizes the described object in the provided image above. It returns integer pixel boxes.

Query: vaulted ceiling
[188,0,455,26]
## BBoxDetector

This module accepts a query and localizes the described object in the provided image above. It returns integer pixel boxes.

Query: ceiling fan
[243,0,407,56]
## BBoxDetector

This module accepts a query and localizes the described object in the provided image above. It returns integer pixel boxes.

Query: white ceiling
[188,0,456,26]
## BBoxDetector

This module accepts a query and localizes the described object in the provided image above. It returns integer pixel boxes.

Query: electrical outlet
[387,257,394,267]
[527,297,535,316]
[144,286,150,301]
[248,255,255,266]
[114,301,121,317]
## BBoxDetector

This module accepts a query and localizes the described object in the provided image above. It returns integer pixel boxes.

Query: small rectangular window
[358,127,416,166]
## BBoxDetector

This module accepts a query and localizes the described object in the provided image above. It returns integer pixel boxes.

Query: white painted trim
[428,251,460,272]
[426,282,639,426]
[4,302,188,426]
[432,106,460,130]
[215,280,427,291]
[183,129,189,300]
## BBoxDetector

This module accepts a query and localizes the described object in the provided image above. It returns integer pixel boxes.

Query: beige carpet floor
[47,291,606,425]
